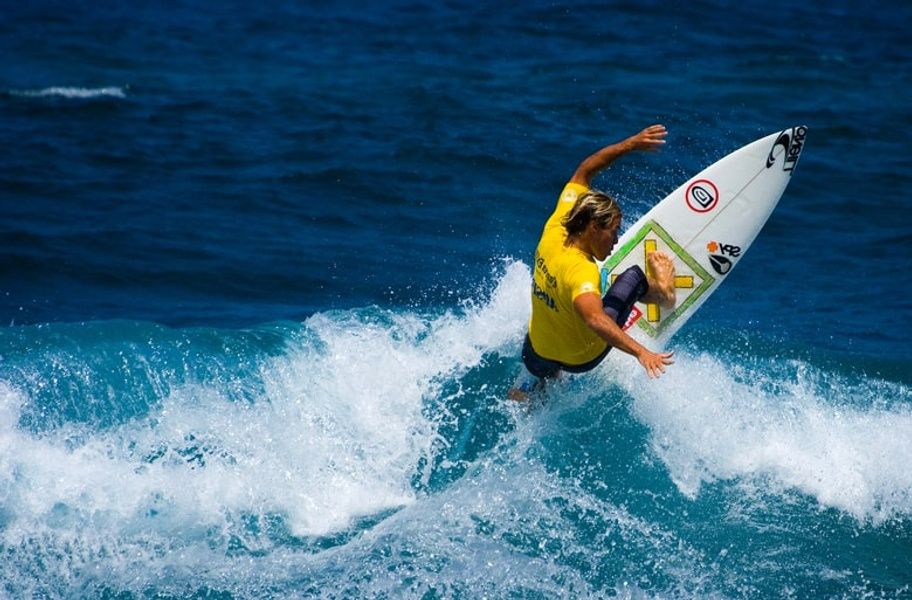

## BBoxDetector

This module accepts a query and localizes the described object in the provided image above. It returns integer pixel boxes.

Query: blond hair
[562,189,621,238]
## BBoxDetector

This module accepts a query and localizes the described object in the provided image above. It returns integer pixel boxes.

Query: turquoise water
[2,1,911,598]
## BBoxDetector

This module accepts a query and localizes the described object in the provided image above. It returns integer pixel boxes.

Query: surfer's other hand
[638,349,675,378]
[628,124,667,152]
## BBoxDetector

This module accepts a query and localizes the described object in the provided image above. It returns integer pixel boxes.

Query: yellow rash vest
[527,182,608,366]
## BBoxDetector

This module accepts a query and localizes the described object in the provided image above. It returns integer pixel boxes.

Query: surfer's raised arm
[569,124,667,187]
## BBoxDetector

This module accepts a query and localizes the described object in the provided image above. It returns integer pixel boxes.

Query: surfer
[511,124,677,400]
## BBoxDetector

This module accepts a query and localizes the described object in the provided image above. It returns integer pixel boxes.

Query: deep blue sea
[2,1,912,598]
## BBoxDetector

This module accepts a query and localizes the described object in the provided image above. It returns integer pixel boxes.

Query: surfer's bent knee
[602,265,649,326]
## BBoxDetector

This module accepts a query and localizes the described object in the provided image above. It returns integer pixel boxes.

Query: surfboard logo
[766,125,807,172]
[622,305,642,330]
[706,241,740,275]
[706,241,741,257]
[709,255,732,275]
[685,179,719,213]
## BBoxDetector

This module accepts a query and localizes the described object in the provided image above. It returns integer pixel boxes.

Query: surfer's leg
[641,251,677,309]
[602,265,650,326]
[507,362,543,402]
[509,334,561,401]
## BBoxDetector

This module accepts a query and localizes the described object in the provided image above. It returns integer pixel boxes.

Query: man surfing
[510,124,677,400]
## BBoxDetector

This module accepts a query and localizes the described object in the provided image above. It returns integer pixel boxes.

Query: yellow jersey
[528,182,607,366]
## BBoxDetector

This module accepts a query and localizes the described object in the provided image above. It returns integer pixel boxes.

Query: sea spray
[0,262,909,597]
[614,350,912,522]
[0,261,533,596]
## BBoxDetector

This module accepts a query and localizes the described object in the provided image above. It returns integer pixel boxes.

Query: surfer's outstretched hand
[628,124,667,152]
[637,349,675,378]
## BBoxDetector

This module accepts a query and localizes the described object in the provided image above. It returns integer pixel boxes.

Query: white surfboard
[601,126,807,346]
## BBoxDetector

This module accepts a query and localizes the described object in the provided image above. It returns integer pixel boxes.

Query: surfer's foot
[644,251,676,308]
[508,367,548,403]
[507,387,530,402]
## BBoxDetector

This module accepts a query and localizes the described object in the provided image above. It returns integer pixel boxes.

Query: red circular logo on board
[685,179,719,213]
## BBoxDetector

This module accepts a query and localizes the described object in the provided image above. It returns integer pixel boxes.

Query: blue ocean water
[2,1,911,598]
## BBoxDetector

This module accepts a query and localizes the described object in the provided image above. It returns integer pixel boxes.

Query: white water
[607,351,912,522]
[1,260,910,596]
[0,263,529,577]
[8,86,127,99]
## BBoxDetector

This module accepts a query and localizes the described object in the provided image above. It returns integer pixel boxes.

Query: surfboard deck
[601,126,807,347]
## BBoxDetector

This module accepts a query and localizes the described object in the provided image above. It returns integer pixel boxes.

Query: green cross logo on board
[601,220,715,337]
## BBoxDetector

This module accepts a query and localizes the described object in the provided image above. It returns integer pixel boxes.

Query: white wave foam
[9,86,127,99]
[0,260,532,554]
[10,260,904,596]
[258,412,723,600]
[608,352,912,522]
[267,259,530,535]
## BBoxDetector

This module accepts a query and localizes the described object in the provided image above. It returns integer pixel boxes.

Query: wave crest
[8,86,127,99]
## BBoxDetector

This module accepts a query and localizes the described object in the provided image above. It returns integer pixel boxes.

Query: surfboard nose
[765,125,807,173]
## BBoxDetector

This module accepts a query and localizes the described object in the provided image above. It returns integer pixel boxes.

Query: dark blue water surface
[2,1,911,598]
